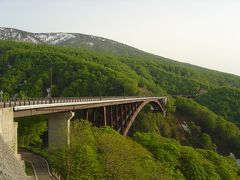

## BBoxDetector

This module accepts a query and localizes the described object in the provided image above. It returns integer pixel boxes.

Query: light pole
[50,59,53,98]
[98,76,102,100]
[23,80,27,99]
[46,58,53,98]
[0,90,3,102]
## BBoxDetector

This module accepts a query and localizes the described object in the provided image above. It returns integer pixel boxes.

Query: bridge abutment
[0,108,18,157]
[47,111,75,149]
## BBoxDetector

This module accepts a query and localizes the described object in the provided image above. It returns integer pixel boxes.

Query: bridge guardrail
[0,96,141,108]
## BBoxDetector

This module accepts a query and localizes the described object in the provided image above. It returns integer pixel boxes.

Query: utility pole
[99,76,102,100]
[99,85,102,100]
[50,59,53,98]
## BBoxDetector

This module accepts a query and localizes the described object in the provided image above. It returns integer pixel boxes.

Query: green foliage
[198,133,216,151]
[1,40,240,99]
[24,161,34,176]
[47,121,173,180]
[176,97,240,157]
[178,147,207,180]
[196,87,240,124]
[131,110,179,139]
[16,116,47,147]
[49,121,102,179]
[197,149,240,180]
[0,40,162,98]
[133,132,240,180]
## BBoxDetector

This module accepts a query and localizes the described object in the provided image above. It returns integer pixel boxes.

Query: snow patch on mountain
[0,27,125,51]
[86,42,94,47]
[0,28,76,45]
[35,33,76,44]
[26,35,39,44]
[0,28,41,43]
[97,37,106,42]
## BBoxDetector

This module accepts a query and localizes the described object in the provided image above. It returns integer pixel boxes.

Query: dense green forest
[1,40,240,179]
[1,40,240,99]
[196,87,240,125]
[30,121,240,180]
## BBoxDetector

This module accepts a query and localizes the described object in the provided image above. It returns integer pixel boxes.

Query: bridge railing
[0,96,139,108]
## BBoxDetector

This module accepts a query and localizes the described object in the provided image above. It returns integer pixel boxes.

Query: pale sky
[1,0,240,76]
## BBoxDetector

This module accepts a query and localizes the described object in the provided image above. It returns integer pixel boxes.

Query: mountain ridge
[0,27,146,57]
[0,27,239,78]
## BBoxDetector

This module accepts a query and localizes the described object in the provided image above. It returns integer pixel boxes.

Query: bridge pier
[47,111,75,149]
[0,108,18,157]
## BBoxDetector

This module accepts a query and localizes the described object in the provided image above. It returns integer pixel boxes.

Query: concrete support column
[47,111,75,149]
[0,108,18,156]
[120,105,124,134]
[92,109,96,124]
[110,106,113,127]
[83,109,89,121]
[103,106,107,126]
[115,105,119,131]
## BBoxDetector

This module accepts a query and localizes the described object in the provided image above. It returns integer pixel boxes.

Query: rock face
[0,135,27,180]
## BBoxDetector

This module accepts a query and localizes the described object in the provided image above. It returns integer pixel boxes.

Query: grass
[24,160,34,176]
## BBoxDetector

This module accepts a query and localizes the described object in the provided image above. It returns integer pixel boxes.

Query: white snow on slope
[35,33,76,44]
[0,28,41,43]
[86,42,94,46]
[0,27,115,46]
[0,28,76,45]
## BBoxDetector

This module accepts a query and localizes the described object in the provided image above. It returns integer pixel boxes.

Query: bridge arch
[122,99,166,136]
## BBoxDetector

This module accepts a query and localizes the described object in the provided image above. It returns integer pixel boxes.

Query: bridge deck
[0,97,166,117]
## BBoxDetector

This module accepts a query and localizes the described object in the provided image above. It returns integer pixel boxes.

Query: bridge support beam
[47,111,75,149]
[0,108,19,157]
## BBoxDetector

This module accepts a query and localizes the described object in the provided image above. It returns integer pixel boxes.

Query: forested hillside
[1,40,240,99]
[1,40,240,179]
[196,87,240,125]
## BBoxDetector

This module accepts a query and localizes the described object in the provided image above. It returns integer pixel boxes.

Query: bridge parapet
[0,96,136,108]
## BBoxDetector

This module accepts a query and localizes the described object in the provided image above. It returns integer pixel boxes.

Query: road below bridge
[20,150,55,180]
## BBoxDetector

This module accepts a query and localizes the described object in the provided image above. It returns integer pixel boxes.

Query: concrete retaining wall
[0,135,27,180]
[0,108,27,179]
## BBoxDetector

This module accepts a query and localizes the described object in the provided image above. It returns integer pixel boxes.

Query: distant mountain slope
[0,27,42,43]
[0,27,144,56]
[0,27,240,90]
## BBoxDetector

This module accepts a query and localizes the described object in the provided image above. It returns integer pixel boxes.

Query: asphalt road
[19,150,54,180]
